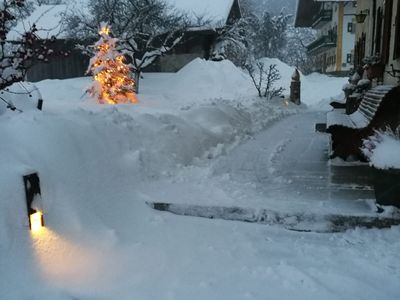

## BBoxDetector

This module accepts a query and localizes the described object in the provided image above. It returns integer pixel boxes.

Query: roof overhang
[294,0,321,27]
[294,0,356,28]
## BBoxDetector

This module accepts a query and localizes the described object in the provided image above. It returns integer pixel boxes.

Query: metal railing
[306,34,337,53]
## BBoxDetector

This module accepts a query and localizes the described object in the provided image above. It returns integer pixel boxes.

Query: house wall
[26,40,89,82]
[331,2,356,73]
[355,0,400,85]
[148,31,216,73]
[149,0,241,73]
[385,0,400,85]
[342,3,357,70]
[308,1,356,75]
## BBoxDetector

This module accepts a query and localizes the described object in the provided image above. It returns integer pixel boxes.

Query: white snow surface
[259,58,348,109]
[1,59,399,299]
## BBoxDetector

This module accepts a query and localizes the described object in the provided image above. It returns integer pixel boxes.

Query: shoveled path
[144,111,396,226]
[211,111,377,215]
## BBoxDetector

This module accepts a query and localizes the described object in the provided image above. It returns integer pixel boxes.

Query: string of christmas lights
[87,23,137,104]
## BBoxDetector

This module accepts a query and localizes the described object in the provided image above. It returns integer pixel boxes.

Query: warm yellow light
[99,26,111,36]
[30,211,44,232]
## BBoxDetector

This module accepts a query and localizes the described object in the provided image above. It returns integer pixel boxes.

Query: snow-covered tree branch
[0,0,55,92]
[246,60,284,99]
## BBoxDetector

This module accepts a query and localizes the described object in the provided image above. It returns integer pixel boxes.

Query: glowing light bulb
[30,211,44,232]
[99,26,111,36]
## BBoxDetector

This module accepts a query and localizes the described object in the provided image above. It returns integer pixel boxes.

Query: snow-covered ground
[1,59,399,299]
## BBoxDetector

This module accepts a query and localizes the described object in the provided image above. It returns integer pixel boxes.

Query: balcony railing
[312,8,333,29]
[306,34,337,54]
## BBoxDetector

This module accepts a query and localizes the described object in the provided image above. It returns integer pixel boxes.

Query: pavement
[144,111,398,225]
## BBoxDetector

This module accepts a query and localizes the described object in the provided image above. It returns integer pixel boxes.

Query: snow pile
[167,58,253,101]
[363,131,400,169]
[253,58,348,108]
[258,57,297,92]
[302,72,348,108]
[0,59,298,298]
[0,82,43,114]
[0,58,372,299]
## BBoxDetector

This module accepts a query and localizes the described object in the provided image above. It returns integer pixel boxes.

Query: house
[353,0,400,86]
[295,0,357,75]
[8,5,90,82]
[142,0,242,72]
[11,0,241,82]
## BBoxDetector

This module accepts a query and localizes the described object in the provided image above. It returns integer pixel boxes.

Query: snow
[168,58,253,100]
[326,109,369,129]
[1,58,399,299]
[363,132,400,169]
[258,58,348,109]
[7,5,68,40]
[165,0,235,27]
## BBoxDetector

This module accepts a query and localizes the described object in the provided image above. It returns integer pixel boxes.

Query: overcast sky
[250,0,297,14]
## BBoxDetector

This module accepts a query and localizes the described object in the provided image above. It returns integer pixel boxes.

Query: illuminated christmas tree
[87,23,137,104]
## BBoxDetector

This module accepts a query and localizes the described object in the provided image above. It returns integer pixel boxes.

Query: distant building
[11,0,242,82]
[354,0,400,86]
[295,0,357,75]
[144,0,242,72]
[8,5,89,82]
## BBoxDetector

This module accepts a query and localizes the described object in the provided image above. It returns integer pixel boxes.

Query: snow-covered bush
[0,0,56,112]
[246,60,284,99]
[211,19,249,68]
[362,128,400,169]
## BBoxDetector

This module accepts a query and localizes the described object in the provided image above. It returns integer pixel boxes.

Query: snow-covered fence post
[290,69,301,105]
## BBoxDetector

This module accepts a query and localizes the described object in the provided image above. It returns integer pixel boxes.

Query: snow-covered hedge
[362,129,400,169]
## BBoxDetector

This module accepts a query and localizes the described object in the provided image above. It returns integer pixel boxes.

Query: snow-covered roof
[165,0,236,27]
[8,5,68,40]
[8,0,237,41]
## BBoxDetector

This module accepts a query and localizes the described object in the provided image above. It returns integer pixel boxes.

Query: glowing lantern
[30,210,44,232]
[23,173,45,232]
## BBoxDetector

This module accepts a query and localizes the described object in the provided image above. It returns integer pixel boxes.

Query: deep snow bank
[0,58,354,299]
[168,58,254,100]
[258,58,348,108]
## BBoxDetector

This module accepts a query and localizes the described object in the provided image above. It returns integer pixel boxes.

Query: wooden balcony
[312,8,333,29]
[307,34,337,54]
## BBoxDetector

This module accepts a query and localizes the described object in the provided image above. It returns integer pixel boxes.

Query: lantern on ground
[23,173,44,232]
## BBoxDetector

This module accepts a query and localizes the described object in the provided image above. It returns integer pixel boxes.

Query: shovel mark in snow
[147,202,400,233]
[268,138,291,175]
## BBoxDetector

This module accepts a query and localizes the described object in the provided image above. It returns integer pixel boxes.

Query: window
[375,7,383,54]
[347,54,352,64]
[347,22,353,33]
[395,1,400,59]
[371,0,377,55]
[382,0,393,64]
